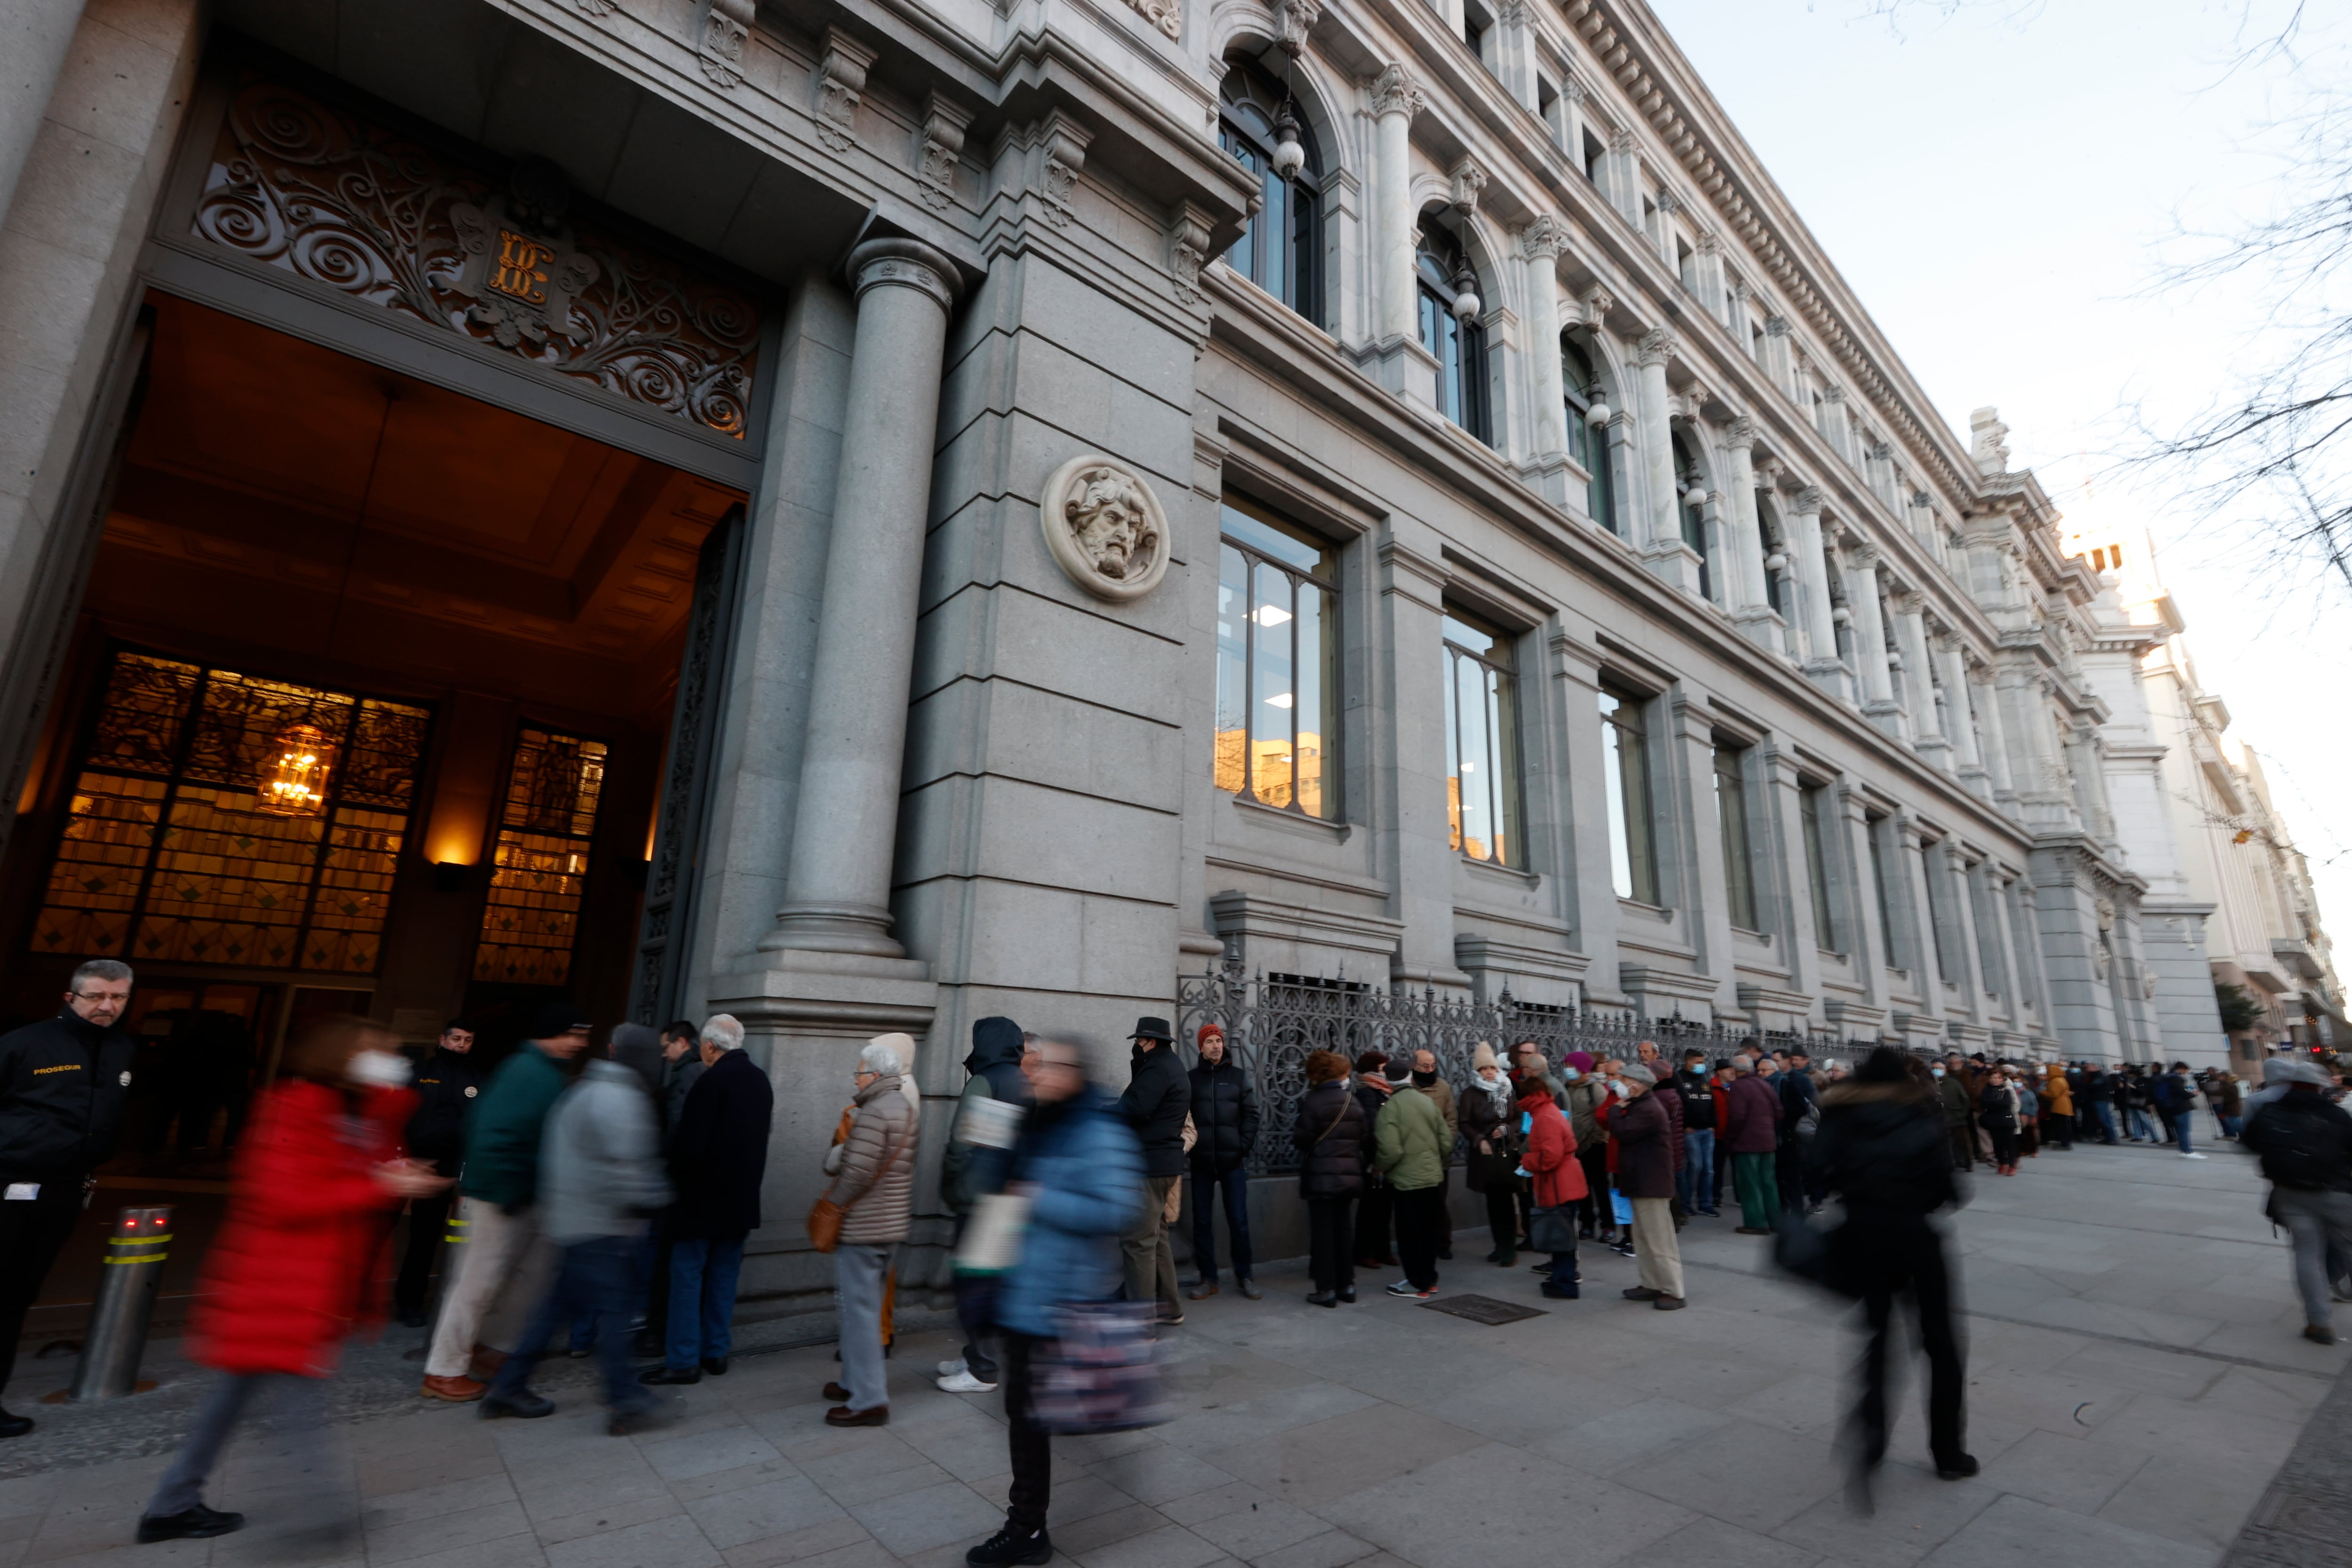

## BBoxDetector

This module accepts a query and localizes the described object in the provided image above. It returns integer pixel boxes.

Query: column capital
[1371,64,1425,118]
[1845,541,1882,574]
[1791,485,1825,515]
[848,237,960,311]
[1637,327,1677,367]
[1519,213,1571,263]
[1723,416,1757,450]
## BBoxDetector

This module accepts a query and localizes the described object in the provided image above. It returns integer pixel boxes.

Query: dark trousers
[1352,1185,1393,1265]
[1307,1197,1354,1292]
[492,1235,646,1416]
[1482,1184,1519,1258]
[1987,1124,2021,1168]
[1001,1333,1050,1534]
[1392,1186,1444,1289]
[394,1191,457,1319]
[1947,1124,1976,1170]
[949,1216,999,1381]
[1575,1144,1613,1234]
[1848,1214,1965,1469]
[0,1179,83,1401]
[1775,1142,1808,1211]
[1188,1165,1254,1283]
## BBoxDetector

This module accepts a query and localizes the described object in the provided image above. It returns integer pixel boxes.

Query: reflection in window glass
[476,727,609,986]
[1868,817,1898,965]
[1563,336,1617,534]
[1443,613,1521,866]
[1213,501,1338,819]
[1714,744,1756,929]
[1801,782,1837,952]
[1599,688,1656,903]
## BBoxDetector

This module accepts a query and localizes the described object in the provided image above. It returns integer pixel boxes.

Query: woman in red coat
[137,1017,448,1545]
[1517,1079,1589,1299]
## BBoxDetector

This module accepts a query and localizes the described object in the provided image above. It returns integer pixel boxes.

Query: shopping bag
[1031,1301,1169,1435]
[1610,1191,1633,1227]
[1527,1204,1579,1254]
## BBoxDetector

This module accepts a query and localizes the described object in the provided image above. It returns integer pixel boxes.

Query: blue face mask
[1519,1111,1533,1134]
[1561,1068,1581,1082]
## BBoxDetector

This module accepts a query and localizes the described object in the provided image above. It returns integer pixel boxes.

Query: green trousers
[1733,1152,1781,1230]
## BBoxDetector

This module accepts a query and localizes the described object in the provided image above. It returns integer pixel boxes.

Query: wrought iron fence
[1173,956,1872,1177]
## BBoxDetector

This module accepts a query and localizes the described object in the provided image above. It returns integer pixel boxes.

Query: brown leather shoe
[824,1404,888,1427]
[421,1374,486,1402]
[822,1381,852,1402]
[1185,1281,1220,1301]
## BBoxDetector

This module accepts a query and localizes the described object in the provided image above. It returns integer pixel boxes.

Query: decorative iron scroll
[192,79,760,439]
[1174,953,1872,1177]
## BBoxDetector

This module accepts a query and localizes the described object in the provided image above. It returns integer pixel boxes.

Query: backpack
[2247,1098,2352,1193]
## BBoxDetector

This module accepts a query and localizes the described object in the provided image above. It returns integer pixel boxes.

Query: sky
[1642,0,2352,930]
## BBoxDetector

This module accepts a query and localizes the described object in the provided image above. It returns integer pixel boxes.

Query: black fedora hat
[1129,1016,1174,1043]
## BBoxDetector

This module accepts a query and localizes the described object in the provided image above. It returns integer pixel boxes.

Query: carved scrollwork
[1041,454,1172,603]
[1121,0,1181,39]
[192,79,761,439]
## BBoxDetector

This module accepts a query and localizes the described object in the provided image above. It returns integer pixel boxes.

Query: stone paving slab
[0,1138,2340,1568]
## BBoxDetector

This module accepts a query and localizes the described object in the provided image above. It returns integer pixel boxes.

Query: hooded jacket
[2041,1066,2074,1118]
[1807,1078,1959,1217]
[668,1046,774,1239]
[0,1007,135,1182]
[541,1059,672,1246]
[943,1016,1029,1212]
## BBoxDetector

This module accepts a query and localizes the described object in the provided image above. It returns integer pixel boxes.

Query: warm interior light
[254,722,335,818]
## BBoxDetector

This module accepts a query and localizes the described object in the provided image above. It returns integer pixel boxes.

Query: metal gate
[1173,955,1870,1177]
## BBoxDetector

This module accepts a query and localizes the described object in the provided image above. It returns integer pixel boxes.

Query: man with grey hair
[644,1014,771,1386]
[2242,1057,2352,1345]
[817,1034,918,1424]
[0,958,137,1436]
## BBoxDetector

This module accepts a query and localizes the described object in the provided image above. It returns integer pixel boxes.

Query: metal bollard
[69,1205,171,1401]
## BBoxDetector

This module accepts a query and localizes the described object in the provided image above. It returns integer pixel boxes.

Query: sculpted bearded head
[1065,467,1158,581]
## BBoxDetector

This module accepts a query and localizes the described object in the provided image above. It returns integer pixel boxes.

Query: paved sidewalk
[1,1136,2340,1568]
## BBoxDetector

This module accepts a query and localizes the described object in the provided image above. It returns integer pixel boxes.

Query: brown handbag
[807,1196,845,1253]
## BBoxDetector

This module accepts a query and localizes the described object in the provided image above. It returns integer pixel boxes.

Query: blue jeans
[494,1235,645,1415]
[2093,1102,2119,1143]
[1189,1165,1254,1282]
[1679,1129,1717,1214]
[667,1234,746,1369]
[2172,1113,2195,1154]
[1544,1242,1580,1296]
[2126,1107,2157,1141]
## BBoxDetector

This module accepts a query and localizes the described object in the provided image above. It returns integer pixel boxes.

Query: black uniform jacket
[403,1047,485,1178]
[0,1007,135,1183]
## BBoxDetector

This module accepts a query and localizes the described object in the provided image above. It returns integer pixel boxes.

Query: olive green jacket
[1374,1086,1448,1192]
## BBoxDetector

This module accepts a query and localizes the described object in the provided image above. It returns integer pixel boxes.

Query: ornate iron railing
[1173,956,1870,1177]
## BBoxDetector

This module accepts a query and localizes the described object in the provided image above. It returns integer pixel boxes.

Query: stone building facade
[0,0,2233,1298]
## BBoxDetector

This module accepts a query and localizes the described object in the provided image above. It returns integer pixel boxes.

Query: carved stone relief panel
[1121,0,1181,40]
[1041,455,1172,603]
[191,78,761,438]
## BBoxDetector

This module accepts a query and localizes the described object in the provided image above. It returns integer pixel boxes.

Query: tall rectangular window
[1968,864,2006,998]
[1713,743,1757,930]
[1599,687,1657,904]
[1867,815,1898,965]
[33,649,428,973]
[1920,844,1961,987]
[475,727,608,986]
[1214,500,1339,820]
[1443,612,1522,866]
[1800,782,1837,952]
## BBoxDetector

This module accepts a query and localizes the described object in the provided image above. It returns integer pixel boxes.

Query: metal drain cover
[1419,1293,1546,1326]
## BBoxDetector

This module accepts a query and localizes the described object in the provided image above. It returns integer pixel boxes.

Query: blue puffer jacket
[992,1086,1146,1339]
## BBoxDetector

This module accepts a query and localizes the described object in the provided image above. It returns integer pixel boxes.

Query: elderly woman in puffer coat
[819,1035,919,1427]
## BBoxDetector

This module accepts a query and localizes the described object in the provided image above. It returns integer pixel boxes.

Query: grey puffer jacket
[539,1060,672,1246]
[826,1072,918,1245]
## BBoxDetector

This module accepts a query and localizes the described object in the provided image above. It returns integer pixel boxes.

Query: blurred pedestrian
[481,1029,671,1432]
[137,1017,444,1544]
[2041,1063,2074,1150]
[818,1036,918,1425]
[644,1014,771,1386]
[1116,1017,1188,1327]
[2016,1070,2041,1159]
[1778,1048,1820,1211]
[1933,1058,1974,1170]
[1517,1076,1585,1298]
[1296,1050,1368,1306]
[0,958,135,1439]
[1724,1057,1781,1234]
[394,1019,480,1328]
[420,1003,588,1401]
[1612,1064,1683,1309]
[1375,1061,1448,1300]
[1461,1043,1521,1266]
[1979,1066,2021,1176]
[1809,1047,1974,1510]
[660,1020,704,1130]
[963,1035,1144,1568]
[1185,1024,1260,1300]
[2210,1067,2245,1140]
[2241,1058,2352,1345]
[2158,1062,2206,1158]
[939,1017,1030,1393]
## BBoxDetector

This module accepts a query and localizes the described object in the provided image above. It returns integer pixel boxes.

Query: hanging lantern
[1271,106,1307,178]
[1584,398,1613,427]
[256,721,335,818]
[1450,264,1482,321]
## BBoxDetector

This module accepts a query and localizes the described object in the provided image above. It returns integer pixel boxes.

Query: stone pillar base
[1732,605,1788,657]
[1914,736,1954,774]
[1640,539,1706,596]
[1520,452,1574,509]
[1360,333,1441,407]
[1803,657,1855,704]
[1862,698,1908,740]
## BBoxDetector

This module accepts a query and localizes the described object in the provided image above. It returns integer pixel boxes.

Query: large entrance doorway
[0,292,745,1332]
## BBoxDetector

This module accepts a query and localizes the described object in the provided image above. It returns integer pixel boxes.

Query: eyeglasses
[72,990,130,1003]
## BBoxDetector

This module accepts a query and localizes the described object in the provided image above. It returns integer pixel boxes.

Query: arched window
[1670,432,1714,602]
[1218,66,1323,324]
[1756,493,1787,619]
[1416,221,1490,444]
[1563,335,1617,534]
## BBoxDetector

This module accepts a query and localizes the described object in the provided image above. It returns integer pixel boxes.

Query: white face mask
[349,1049,412,1090]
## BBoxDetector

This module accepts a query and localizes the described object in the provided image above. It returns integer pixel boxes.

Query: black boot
[137,1506,246,1543]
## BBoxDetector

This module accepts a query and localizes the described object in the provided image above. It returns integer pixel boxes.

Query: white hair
[700,1014,745,1052]
[859,1039,903,1075]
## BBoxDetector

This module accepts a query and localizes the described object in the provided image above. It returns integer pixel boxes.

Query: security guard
[393,1019,483,1327]
[0,958,136,1437]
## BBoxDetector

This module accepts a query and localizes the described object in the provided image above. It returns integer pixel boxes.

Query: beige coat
[826,1073,917,1246]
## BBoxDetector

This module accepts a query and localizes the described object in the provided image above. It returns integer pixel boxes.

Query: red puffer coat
[187,1079,413,1377]
[1520,1098,1589,1209]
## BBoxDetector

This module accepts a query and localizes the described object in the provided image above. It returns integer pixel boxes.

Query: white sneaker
[937,1369,998,1393]
[937,1357,966,1377]
[2181,1152,2208,1160]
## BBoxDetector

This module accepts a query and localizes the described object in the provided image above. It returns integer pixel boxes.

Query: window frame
[1214,496,1342,822]
[474,724,611,987]
[1867,813,1899,968]
[1416,222,1492,445]
[1713,740,1758,931]
[1799,780,1839,954]
[1216,64,1325,326]
[1442,609,1525,869]
[1563,334,1619,536]
[1599,684,1659,905]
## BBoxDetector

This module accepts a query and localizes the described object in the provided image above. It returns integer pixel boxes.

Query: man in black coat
[1116,1016,1189,1326]
[643,1014,773,1385]
[0,958,137,1437]
[2241,1059,2352,1345]
[1184,1024,1260,1302]
[394,1019,482,1326]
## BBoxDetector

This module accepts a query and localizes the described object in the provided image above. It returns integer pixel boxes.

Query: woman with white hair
[814,1033,919,1425]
